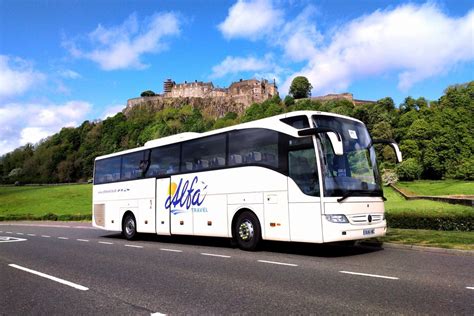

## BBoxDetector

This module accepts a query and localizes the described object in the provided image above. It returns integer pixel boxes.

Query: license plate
[363,228,375,236]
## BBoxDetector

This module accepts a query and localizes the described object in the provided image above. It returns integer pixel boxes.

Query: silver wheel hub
[238,220,254,241]
[125,218,135,235]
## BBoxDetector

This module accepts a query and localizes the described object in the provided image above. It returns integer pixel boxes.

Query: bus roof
[95,110,363,161]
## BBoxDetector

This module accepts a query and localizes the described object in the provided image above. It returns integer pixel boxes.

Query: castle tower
[163,79,174,94]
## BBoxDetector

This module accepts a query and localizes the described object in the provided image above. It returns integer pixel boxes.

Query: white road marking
[16,233,24,235]
[467,287,474,290]
[72,226,98,230]
[77,239,89,242]
[125,244,143,248]
[151,313,167,316]
[27,234,36,236]
[201,253,231,258]
[58,237,69,240]
[340,271,399,280]
[41,235,51,238]
[0,237,27,243]
[160,248,183,253]
[6,232,13,234]
[257,260,298,267]
[9,264,89,291]
[98,241,114,245]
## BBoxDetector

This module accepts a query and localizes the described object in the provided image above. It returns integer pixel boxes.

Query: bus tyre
[122,213,137,240]
[234,211,261,251]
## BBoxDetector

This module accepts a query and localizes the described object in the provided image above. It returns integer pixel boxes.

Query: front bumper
[322,218,387,243]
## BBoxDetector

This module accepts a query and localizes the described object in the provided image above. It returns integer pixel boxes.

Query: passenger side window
[121,151,146,180]
[228,129,278,168]
[148,145,180,176]
[288,148,319,196]
[181,134,226,171]
[94,157,121,184]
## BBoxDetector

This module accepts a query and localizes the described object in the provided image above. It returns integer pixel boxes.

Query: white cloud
[0,55,46,99]
[0,101,92,156]
[210,54,276,78]
[63,12,181,70]
[283,3,474,94]
[59,69,81,79]
[218,0,283,40]
[278,6,321,62]
[102,104,125,119]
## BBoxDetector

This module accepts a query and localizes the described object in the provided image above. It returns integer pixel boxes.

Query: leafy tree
[140,90,156,97]
[283,95,295,107]
[396,158,423,181]
[289,76,313,99]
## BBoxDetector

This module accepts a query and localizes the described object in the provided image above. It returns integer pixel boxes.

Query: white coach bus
[92,111,401,250]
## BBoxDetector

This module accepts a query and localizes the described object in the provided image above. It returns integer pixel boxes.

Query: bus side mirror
[298,127,344,156]
[326,132,343,156]
[372,139,403,163]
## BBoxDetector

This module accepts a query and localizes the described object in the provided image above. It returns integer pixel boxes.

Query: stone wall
[161,78,278,107]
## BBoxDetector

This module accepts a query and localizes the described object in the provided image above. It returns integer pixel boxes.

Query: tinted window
[288,148,319,196]
[94,157,121,184]
[121,151,146,180]
[229,129,278,168]
[181,134,226,171]
[148,145,180,176]
[281,116,310,129]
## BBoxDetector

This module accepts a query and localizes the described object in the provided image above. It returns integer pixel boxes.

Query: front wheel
[122,213,137,240]
[234,211,261,251]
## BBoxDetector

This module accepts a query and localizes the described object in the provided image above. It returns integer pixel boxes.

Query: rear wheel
[122,213,137,240]
[234,211,261,251]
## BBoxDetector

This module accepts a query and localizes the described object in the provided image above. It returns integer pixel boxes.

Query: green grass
[381,228,474,251]
[395,180,474,196]
[0,184,92,220]
[384,187,473,217]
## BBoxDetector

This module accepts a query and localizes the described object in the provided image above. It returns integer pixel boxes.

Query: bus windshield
[313,115,382,198]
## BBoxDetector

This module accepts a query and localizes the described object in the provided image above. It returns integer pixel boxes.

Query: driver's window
[288,148,319,196]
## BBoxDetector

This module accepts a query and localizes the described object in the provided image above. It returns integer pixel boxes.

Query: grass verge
[0,184,91,221]
[395,180,474,196]
[380,228,474,251]
[384,187,473,217]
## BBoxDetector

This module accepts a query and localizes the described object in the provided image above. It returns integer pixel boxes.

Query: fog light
[325,214,349,223]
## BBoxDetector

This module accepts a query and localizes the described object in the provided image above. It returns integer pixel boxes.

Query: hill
[0,81,473,184]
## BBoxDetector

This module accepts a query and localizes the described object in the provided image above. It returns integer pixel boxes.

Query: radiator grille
[94,204,105,227]
[348,214,383,225]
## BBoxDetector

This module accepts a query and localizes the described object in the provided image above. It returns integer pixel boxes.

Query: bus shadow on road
[102,232,384,258]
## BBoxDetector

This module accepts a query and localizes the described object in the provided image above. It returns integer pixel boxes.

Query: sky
[0,0,473,156]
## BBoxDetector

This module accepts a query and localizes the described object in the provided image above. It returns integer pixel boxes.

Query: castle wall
[163,78,278,107]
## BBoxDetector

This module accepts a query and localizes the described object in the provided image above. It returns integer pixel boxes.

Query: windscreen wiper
[337,190,386,203]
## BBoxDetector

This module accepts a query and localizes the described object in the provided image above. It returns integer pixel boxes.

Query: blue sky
[0,0,473,155]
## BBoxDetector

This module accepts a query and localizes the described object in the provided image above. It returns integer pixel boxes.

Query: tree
[140,90,156,97]
[396,158,422,181]
[289,76,312,99]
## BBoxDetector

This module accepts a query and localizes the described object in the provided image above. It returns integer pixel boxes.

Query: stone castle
[163,78,278,106]
[125,77,374,118]
[126,78,278,117]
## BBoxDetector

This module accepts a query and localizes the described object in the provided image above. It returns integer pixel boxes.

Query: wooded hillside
[1,81,472,184]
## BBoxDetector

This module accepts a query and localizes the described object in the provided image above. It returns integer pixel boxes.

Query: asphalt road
[1,222,473,315]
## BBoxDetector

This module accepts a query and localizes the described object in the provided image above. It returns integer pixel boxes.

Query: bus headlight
[325,214,349,223]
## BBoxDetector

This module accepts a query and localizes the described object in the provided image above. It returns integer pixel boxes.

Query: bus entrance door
[156,178,171,235]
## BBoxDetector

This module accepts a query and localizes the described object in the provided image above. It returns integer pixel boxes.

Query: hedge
[0,213,92,222]
[386,213,474,231]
